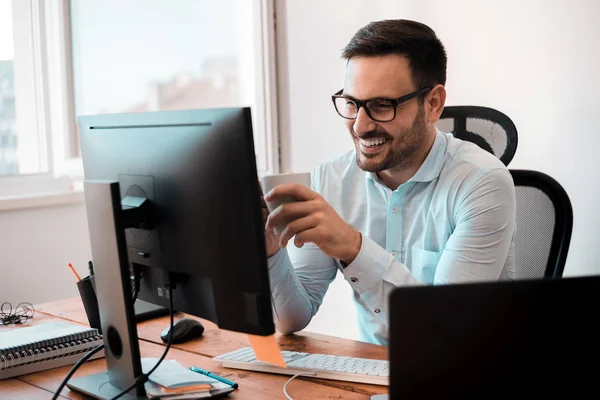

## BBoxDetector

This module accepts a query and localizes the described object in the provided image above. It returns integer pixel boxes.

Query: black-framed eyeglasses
[331,86,433,122]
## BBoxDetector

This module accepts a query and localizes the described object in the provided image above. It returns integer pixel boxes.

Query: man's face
[343,55,429,173]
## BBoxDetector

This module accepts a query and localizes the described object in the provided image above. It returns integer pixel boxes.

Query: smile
[357,138,388,154]
[359,138,388,147]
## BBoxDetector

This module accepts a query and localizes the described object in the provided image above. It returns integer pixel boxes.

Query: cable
[131,265,142,303]
[51,343,105,400]
[50,277,173,400]
[283,371,318,400]
[109,282,174,400]
[0,301,35,325]
[50,277,141,399]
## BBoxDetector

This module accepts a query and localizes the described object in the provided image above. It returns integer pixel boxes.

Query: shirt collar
[409,127,447,183]
[366,127,447,185]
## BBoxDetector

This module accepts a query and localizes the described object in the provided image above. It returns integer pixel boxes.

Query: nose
[352,107,377,136]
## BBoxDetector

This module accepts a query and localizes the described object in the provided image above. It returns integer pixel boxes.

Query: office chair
[436,106,518,166]
[510,169,573,279]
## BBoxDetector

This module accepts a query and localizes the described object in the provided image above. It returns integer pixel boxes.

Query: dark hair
[342,19,447,92]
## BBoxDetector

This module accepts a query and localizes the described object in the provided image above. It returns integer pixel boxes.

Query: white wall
[0,204,91,306]
[2,0,598,341]
[276,0,600,340]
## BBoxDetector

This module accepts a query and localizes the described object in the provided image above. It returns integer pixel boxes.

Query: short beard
[355,105,428,173]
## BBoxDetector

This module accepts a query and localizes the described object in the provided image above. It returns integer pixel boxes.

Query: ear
[425,84,446,124]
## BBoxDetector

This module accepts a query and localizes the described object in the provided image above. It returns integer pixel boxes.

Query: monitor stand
[67,181,156,399]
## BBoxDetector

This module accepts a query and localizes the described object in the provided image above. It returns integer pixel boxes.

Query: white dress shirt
[267,129,516,345]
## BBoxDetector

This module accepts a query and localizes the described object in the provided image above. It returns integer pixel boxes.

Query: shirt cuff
[341,235,393,293]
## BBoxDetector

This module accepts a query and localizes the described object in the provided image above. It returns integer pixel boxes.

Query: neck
[377,125,436,190]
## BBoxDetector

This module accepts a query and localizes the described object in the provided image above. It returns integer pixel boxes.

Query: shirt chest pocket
[409,246,442,284]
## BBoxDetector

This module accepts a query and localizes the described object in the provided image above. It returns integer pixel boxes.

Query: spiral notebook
[0,321,105,380]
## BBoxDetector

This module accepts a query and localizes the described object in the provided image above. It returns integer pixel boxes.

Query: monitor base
[66,372,145,400]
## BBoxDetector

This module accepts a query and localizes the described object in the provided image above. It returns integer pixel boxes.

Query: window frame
[253,0,280,176]
[0,0,280,208]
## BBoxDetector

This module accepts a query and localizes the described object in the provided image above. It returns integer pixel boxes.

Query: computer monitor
[67,108,275,399]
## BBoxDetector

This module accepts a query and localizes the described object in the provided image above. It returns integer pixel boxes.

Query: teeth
[360,138,387,147]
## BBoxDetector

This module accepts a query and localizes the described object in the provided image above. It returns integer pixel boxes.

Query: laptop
[387,275,600,399]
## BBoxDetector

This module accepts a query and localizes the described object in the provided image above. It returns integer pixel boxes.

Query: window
[0,0,48,177]
[0,57,17,176]
[69,0,279,174]
[0,1,19,176]
[0,0,278,203]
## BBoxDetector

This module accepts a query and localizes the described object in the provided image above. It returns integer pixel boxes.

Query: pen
[68,263,82,282]
[190,366,238,389]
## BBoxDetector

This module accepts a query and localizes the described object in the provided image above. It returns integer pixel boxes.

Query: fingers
[264,183,316,203]
[278,215,318,247]
[265,200,319,231]
[294,227,321,248]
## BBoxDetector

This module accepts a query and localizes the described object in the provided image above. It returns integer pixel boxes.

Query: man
[262,19,516,345]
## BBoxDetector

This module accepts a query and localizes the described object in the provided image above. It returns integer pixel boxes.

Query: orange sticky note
[248,334,287,368]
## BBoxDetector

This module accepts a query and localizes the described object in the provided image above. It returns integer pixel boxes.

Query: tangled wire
[0,301,35,325]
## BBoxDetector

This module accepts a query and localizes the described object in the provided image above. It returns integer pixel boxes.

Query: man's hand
[264,183,362,265]
[259,181,281,258]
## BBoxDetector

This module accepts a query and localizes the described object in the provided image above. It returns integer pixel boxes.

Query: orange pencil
[68,262,82,282]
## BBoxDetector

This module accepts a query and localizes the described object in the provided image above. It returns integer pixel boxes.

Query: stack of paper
[142,359,235,399]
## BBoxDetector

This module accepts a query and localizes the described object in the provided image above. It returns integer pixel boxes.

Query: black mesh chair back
[436,106,518,166]
[510,169,573,279]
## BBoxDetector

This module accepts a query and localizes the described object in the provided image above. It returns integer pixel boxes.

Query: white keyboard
[212,346,388,386]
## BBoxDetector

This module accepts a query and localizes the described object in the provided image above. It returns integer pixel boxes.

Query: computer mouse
[160,318,204,344]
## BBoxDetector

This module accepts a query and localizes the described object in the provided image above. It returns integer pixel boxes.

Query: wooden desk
[1,297,389,399]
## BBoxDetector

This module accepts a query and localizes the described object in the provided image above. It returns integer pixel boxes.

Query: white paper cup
[260,172,311,233]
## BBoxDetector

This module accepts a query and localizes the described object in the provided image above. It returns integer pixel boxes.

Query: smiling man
[262,19,516,345]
